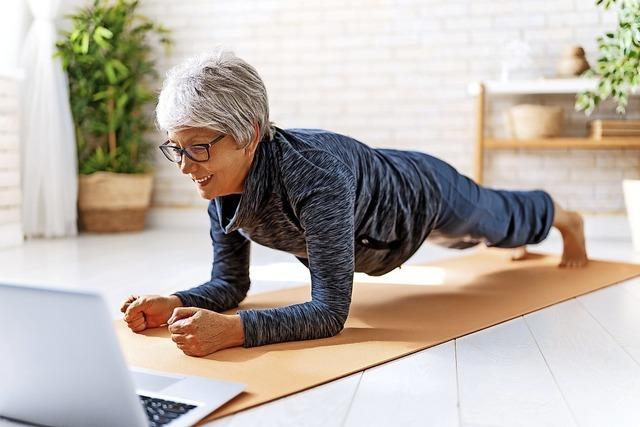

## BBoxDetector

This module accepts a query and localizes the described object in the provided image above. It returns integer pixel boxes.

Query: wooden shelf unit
[486,137,640,150]
[469,78,640,184]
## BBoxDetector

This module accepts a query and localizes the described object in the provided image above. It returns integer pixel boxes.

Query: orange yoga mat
[115,250,640,423]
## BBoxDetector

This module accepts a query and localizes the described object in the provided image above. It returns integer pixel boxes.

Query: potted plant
[576,0,640,251]
[56,0,171,232]
[575,0,639,115]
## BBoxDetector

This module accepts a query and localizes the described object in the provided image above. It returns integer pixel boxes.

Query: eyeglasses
[159,134,226,163]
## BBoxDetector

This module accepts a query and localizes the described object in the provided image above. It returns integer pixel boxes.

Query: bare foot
[511,246,528,261]
[556,211,588,268]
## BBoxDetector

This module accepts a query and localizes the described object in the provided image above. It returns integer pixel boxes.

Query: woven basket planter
[507,104,565,139]
[78,172,153,232]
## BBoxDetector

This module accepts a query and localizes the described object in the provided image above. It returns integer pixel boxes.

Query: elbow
[327,320,345,337]
[211,277,250,308]
[321,307,348,338]
[229,282,250,307]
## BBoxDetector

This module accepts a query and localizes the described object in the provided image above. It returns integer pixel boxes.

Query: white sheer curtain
[20,0,78,238]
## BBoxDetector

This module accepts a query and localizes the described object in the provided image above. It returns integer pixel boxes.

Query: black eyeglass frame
[159,134,226,163]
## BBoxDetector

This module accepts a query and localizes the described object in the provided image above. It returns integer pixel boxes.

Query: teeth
[195,175,212,183]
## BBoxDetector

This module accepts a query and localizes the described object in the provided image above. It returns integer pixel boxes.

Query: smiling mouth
[193,174,213,187]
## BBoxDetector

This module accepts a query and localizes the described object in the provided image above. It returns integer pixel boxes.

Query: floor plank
[211,373,362,427]
[343,341,458,427]
[577,280,640,365]
[525,299,640,427]
[611,276,640,301]
[456,317,576,427]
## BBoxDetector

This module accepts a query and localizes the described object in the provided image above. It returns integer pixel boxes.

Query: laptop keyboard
[139,395,197,426]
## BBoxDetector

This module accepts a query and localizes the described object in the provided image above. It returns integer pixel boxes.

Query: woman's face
[166,126,258,200]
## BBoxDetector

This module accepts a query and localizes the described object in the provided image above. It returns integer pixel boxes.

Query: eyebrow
[168,133,221,146]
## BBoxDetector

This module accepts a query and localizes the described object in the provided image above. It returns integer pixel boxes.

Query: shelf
[469,78,640,183]
[485,137,640,150]
[468,78,598,95]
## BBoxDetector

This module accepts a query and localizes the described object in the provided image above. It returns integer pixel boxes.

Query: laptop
[0,282,245,427]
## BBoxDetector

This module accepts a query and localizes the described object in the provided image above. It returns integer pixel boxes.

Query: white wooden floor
[1,210,640,427]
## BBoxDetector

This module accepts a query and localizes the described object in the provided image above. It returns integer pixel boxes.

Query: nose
[179,155,196,175]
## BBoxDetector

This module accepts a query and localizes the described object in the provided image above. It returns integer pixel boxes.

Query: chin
[200,185,227,200]
[199,190,217,200]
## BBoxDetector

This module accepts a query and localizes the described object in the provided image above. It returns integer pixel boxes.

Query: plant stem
[107,93,117,158]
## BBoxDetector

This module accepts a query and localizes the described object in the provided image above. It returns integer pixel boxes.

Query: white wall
[0,2,28,248]
[139,0,639,213]
[0,76,23,248]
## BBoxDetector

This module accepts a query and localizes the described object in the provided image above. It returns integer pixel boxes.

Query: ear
[244,122,261,156]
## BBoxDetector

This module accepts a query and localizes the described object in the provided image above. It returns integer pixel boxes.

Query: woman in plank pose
[121,49,587,357]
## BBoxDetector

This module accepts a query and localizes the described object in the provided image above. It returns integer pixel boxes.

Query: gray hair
[156,48,276,147]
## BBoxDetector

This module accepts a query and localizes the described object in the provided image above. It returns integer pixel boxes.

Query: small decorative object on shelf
[588,119,640,139]
[556,45,591,78]
[507,104,565,139]
[499,39,536,81]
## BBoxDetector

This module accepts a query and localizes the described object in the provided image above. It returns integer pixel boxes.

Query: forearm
[173,278,250,312]
[238,301,347,347]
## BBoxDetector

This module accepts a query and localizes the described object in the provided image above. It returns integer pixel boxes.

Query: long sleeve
[238,153,356,347]
[172,201,251,311]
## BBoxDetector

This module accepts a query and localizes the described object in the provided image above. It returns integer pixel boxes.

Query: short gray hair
[156,49,276,147]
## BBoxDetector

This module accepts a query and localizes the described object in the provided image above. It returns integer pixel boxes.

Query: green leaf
[70,29,81,42]
[95,26,113,39]
[111,59,129,78]
[116,93,129,110]
[92,90,110,101]
[104,62,117,84]
[80,32,89,54]
[95,146,105,163]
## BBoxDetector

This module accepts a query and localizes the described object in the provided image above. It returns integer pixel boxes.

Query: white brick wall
[0,75,22,247]
[140,0,639,213]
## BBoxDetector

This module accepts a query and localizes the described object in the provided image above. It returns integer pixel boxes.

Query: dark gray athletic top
[173,126,443,347]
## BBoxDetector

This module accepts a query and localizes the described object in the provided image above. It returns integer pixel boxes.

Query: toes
[558,256,588,268]
[510,247,528,261]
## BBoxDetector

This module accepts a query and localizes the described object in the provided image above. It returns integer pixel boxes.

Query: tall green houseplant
[56,0,172,175]
[576,0,640,115]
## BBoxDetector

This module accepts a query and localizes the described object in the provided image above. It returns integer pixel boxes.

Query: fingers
[124,297,145,321]
[123,297,148,332]
[120,295,138,313]
[175,342,205,357]
[167,307,199,325]
[128,316,147,332]
[168,319,190,334]
[171,333,202,357]
[168,322,181,333]
[171,333,185,344]
[180,348,203,357]
[171,333,191,345]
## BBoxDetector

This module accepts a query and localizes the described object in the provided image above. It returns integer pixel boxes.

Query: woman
[121,50,587,357]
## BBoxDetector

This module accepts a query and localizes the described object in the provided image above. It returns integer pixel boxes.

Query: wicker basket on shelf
[506,104,565,139]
